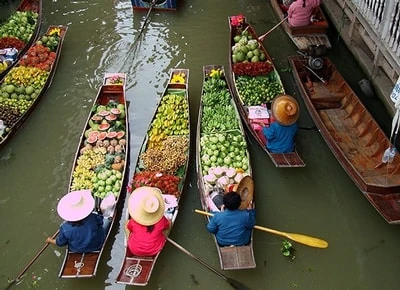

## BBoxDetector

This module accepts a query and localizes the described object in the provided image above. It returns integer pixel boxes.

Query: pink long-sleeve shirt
[288,0,321,27]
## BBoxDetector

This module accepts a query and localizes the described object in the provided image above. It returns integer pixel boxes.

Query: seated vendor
[288,0,321,27]
[262,94,299,153]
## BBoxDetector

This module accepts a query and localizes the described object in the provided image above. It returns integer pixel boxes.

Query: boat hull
[288,55,400,224]
[131,0,177,10]
[59,73,129,277]
[116,68,190,286]
[228,16,305,168]
[269,0,331,50]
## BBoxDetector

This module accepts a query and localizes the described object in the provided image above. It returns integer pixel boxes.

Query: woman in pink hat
[125,187,171,256]
[46,190,110,253]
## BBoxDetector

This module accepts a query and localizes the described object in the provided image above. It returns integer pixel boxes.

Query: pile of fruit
[0,10,39,73]
[231,26,284,104]
[127,74,190,197]
[0,28,62,137]
[147,92,189,148]
[199,68,250,185]
[70,100,127,199]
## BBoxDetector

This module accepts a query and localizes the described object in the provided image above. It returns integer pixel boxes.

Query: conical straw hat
[128,187,165,226]
[271,94,300,126]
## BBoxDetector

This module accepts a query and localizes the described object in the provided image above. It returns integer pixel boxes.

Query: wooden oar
[5,230,60,289]
[195,209,328,249]
[166,237,250,290]
[258,16,289,41]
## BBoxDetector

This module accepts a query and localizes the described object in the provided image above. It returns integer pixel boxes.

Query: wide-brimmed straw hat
[57,190,95,222]
[128,186,165,226]
[236,175,254,210]
[271,94,300,126]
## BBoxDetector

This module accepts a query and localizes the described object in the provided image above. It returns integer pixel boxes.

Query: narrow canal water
[0,0,399,289]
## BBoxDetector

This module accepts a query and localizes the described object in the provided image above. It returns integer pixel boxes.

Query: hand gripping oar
[5,230,60,290]
[258,16,289,41]
[195,209,328,249]
[166,237,250,290]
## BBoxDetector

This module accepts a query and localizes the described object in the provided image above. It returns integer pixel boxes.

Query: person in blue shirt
[207,191,256,247]
[262,94,300,153]
[46,190,111,253]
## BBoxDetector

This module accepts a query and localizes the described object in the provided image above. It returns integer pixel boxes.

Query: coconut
[204,174,217,185]
[226,168,237,179]
[213,166,225,178]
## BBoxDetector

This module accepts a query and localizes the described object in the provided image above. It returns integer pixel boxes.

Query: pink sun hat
[57,190,95,222]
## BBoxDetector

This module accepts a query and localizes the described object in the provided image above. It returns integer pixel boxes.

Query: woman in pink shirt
[288,0,321,27]
[125,187,171,256]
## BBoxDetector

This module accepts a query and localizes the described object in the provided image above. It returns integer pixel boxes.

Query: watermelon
[111,108,121,115]
[87,135,98,144]
[88,131,100,138]
[105,114,117,121]
[116,131,125,139]
[98,132,107,140]
[107,131,118,138]
[99,123,110,131]
[91,115,103,123]
[98,110,110,117]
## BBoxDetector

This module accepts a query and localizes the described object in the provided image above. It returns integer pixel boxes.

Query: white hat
[128,187,165,226]
[57,190,95,222]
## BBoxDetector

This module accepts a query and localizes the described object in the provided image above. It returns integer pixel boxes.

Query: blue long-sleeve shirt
[262,122,298,153]
[56,213,105,253]
[207,209,256,247]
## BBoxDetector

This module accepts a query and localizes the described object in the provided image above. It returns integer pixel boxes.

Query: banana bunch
[209,68,223,79]
[170,72,186,84]
[0,61,8,73]
[70,150,105,190]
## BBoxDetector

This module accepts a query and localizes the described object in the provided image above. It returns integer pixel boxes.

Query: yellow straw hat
[236,175,254,210]
[128,186,165,226]
[271,94,300,126]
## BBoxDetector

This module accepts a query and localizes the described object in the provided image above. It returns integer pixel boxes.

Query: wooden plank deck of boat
[269,0,331,50]
[196,64,256,270]
[288,55,400,224]
[0,25,68,149]
[0,0,42,79]
[116,68,190,285]
[59,73,129,277]
[228,16,305,168]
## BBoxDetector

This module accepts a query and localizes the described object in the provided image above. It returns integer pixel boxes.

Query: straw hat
[128,186,165,226]
[57,190,95,222]
[271,94,300,126]
[236,176,254,210]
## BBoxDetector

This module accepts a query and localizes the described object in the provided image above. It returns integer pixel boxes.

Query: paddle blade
[254,225,328,248]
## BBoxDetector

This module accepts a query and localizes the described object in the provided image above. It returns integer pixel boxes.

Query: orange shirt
[127,216,170,256]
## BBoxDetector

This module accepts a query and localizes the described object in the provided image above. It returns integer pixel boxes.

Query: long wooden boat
[228,15,305,168]
[58,73,129,277]
[131,0,177,10]
[0,0,42,79]
[196,64,256,270]
[116,68,190,286]
[288,55,400,224]
[268,0,331,50]
[0,25,67,149]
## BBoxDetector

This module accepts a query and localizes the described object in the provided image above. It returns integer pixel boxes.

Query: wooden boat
[59,72,129,277]
[228,15,306,168]
[116,68,190,286]
[196,64,256,270]
[268,0,331,50]
[0,0,42,79]
[131,0,177,10]
[288,55,400,224]
[0,25,67,149]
